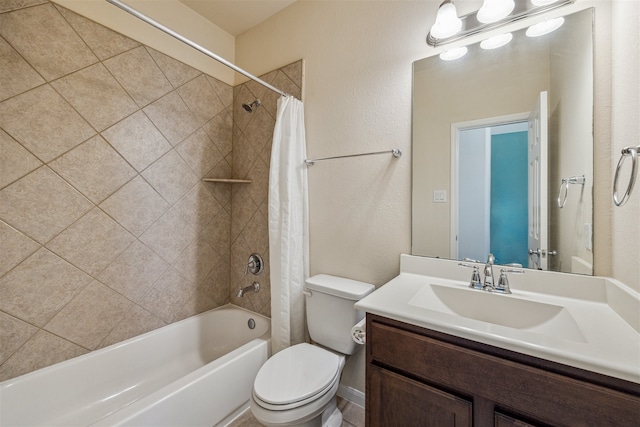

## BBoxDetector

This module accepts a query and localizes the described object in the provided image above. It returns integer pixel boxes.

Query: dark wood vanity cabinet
[366,314,640,427]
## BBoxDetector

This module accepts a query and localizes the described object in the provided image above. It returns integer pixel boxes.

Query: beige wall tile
[51,63,138,131]
[0,311,37,365]
[49,135,137,204]
[146,47,200,89]
[202,159,232,209]
[172,238,219,286]
[0,36,44,102]
[0,167,93,244]
[105,46,173,108]
[98,240,169,304]
[230,185,259,241]
[0,3,97,81]
[143,91,200,146]
[45,280,134,349]
[0,85,95,162]
[177,74,226,126]
[0,128,42,190]
[201,210,231,261]
[205,76,233,109]
[139,267,198,323]
[100,176,170,237]
[173,182,223,232]
[0,4,299,380]
[54,4,139,61]
[140,207,198,263]
[97,305,165,349]
[176,128,225,179]
[101,110,171,173]
[0,220,39,278]
[203,110,233,158]
[176,259,231,321]
[141,150,199,204]
[0,248,92,327]
[46,208,135,276]
[0,330,87,382]
[0,0,47,14]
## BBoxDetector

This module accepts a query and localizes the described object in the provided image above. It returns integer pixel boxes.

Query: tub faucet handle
[244,253,264,276]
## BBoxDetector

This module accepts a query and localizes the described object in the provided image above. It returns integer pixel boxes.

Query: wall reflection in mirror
[412,8,594,275]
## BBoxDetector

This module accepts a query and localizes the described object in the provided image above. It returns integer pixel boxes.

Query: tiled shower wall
[0,0,302,381]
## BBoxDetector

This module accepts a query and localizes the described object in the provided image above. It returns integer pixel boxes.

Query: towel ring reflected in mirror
[557,175,586,208]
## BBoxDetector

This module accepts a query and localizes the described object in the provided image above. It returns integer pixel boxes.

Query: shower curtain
[269,95,309,354]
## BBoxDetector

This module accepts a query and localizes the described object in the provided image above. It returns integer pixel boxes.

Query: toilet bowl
[249,274,374,427]
[250,343,345,427]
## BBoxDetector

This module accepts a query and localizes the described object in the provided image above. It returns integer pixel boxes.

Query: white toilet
[250,274,375,427]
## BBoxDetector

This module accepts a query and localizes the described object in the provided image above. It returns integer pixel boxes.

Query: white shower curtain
[269,95,309,354]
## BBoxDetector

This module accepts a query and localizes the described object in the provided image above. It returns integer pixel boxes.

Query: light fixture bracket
[427,0,575,47]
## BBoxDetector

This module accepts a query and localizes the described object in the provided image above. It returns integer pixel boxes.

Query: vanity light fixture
[439,46,468,61]
[480,32,513,49]
[427,0,575,47]
[477,0,515,24]
[430,0,463,39]
[531,0,562,5]
[525,17,565,37]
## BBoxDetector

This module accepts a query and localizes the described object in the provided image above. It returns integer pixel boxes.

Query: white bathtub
[0,305,270,427]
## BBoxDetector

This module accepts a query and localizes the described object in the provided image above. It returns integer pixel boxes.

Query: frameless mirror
[412,8,594,274]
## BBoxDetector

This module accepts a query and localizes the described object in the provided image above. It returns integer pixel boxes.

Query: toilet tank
[305,274,375,355]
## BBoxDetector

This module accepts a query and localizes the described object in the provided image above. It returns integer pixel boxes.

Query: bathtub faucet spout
[237,282,260,298]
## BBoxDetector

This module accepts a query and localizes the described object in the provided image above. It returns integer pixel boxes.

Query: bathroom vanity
[355,255,640,426]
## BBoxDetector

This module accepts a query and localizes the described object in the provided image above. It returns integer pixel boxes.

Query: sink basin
[409,284,586,342]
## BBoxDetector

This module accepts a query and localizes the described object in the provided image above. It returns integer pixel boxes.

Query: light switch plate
[433,190,447,203]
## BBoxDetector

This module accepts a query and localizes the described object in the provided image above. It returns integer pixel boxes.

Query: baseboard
[337,384,365,408]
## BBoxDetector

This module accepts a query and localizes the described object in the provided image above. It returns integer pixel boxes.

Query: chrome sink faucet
[483,254,496,290]
[459,254,523,294]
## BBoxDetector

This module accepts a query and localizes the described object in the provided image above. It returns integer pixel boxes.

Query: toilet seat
[253,343,343,411]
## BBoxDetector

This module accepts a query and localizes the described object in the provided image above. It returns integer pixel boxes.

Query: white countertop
[355,255,640,384]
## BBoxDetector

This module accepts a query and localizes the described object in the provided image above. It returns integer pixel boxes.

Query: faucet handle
[458,263,483,290]
[493,268,524,294]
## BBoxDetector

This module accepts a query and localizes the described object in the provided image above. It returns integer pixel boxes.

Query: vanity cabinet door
[368,365,472,427]
[494,412,537,427]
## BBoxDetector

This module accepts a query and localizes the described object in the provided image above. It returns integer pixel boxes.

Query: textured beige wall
[236,0,639,393]
[610,0,640,291]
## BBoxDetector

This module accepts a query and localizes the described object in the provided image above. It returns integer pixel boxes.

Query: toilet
[250,274,375,427]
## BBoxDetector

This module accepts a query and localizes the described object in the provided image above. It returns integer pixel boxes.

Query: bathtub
[0,305,270,427]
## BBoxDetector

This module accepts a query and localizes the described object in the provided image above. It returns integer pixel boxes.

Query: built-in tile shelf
[202,178,252,184]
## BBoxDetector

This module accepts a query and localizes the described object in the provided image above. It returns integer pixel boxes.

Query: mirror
[412,8,594,274]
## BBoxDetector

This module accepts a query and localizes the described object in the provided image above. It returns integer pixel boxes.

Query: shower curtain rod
[106,0,290,98]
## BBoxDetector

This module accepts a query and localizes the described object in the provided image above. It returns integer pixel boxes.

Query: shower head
[242,99,261,112]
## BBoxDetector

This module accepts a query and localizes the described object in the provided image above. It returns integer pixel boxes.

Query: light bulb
[480,33,513,49]
[439,46,468,61]
[477,0,515,24]
[430,0,462,39]
[526,17,565,37]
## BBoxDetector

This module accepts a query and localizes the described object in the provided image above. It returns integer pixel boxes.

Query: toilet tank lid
[305,274,375,300]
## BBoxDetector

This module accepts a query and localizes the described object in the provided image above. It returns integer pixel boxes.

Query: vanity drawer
[367,316,640,426]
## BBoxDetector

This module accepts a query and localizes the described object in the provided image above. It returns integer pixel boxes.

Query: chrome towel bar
[613,145,639,207]
[305,149,402,167]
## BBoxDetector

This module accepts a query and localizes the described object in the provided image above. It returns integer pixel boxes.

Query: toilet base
[250,395,342,427]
